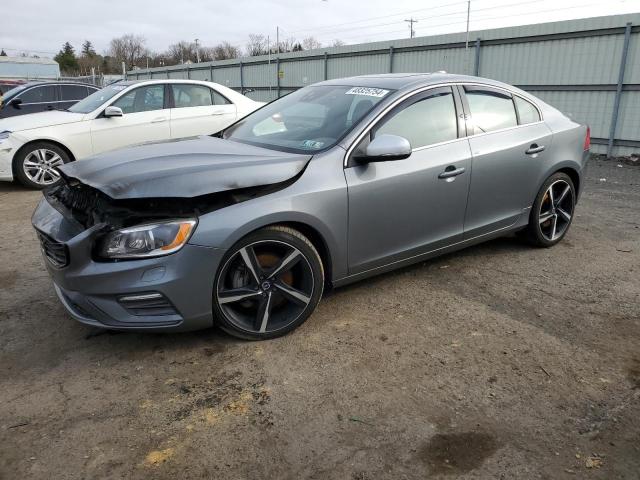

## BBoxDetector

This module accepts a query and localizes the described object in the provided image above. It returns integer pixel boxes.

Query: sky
[1,0,639,58]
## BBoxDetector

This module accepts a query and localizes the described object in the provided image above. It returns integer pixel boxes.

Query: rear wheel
[14,141,70,189]
[524,172,576,247]
[213,226,324,340]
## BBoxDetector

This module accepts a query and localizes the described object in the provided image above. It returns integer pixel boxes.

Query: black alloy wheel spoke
[273,280,311,306]
[218,287,261,305]
[267,247,302,279]
[239,246,263,285]
[255,292,273,332]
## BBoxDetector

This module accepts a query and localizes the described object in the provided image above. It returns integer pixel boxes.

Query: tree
[54,42,79,74]
[0,50,6,56]
[81,40,96,57]
[166,41,197,64]
[302,37,322,50]
[211,41,241,60]
[246,34,267,56]
[109,34,146,69]
[331,39,345,47]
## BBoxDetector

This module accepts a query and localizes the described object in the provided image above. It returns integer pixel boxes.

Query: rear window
[61,85,89,101]
[515,96,541,125]
[465,89,517,134]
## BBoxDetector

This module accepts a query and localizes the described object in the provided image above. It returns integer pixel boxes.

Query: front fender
[188,151,349,281]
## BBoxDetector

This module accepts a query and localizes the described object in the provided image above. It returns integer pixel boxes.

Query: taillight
[583,126,590,151]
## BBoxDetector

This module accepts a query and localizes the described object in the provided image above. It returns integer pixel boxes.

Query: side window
[113,85,165,114]
[514,96,540,125]
[172,84,213,108]
[374,90,458,149]
[61,85,89,101]
[211,90,231,105]
[465,89,517,134]
[18,86,56,103]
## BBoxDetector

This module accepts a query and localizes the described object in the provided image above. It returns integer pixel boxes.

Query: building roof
[0,56,58,65]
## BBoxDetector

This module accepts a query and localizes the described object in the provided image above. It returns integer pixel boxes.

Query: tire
[14,141,70,189]
[524,172,576,248]
[213,226,324,340]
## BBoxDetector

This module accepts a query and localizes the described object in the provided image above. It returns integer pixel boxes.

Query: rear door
[345,86,472,274]
[169,84,236,138]
[460,85,553,238]
[90,84,170,155]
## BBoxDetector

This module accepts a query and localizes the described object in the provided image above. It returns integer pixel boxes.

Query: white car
[0,79,264,188]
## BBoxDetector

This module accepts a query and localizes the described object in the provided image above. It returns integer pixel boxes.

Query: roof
[0,56,58,65]
[316,73,506,91]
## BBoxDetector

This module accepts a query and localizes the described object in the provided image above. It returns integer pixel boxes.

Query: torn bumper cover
[33,198,224,331]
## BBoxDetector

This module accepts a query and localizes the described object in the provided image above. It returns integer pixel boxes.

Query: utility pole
[404,18,418,38]
[465,0,471,73]
[194,38,200,63]
[276,26,280,54]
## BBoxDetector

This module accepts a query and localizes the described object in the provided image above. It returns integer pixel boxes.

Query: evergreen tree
[81,40,96,57]
[0,49,7,56]
[54,42,79,73]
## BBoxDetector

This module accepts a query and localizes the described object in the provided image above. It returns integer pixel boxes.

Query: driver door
[345,87,472,274]
[90,84,170,155]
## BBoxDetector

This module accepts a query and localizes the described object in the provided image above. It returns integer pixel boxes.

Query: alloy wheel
[216,240,315,335]
[538,179,574,242]
[22,148,64,186]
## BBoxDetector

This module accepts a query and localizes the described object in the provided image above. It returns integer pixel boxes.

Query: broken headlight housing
[98,219,197,259]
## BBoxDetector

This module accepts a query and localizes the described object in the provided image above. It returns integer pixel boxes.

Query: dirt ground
[1,159,638,480]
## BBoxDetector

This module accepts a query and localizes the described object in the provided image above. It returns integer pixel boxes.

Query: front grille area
[37,231,69,268]
[118,293,178,316]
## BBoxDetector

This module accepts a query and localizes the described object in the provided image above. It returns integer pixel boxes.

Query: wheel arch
[267,221,333,289]
[555,166,580,199]
[12,138,77,171]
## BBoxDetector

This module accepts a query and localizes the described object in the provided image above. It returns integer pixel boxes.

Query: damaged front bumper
[32,198,225,332]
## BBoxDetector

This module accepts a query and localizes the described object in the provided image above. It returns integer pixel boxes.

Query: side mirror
[356,134,412,163]
[10,98,22,109]
[104,106,123,118]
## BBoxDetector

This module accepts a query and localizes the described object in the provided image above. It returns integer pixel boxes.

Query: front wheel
[213,226,324,340]
[14,141,70,189]
[524,172,576,247]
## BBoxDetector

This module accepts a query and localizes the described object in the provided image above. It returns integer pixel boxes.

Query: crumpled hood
[59,136,312,199]
[0,110,85,132]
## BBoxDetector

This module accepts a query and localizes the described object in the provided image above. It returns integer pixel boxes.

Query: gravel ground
[0,159,638,480]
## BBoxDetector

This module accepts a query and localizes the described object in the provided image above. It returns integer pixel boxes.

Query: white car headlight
[98,219,197,259]
[0,131,11,142]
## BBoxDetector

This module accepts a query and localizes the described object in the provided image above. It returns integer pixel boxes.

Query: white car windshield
[224,85,392,154]
[68,84,129,114]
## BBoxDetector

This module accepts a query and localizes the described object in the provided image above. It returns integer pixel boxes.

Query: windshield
[224,85,393,153]
[68,84,129,113]
[1,84,28,100]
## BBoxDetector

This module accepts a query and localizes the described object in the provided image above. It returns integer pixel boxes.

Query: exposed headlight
[0,131,11,142]
[98,219,197,259]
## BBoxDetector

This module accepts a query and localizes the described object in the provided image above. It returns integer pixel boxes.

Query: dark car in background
[0,81,99,118]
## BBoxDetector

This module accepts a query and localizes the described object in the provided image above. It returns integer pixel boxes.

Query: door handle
[151,117,167,123]
[438,166,466,179]
[526,144,545,155]
[211,110,225,116]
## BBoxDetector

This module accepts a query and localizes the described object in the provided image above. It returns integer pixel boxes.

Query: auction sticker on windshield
[345,87,389,98]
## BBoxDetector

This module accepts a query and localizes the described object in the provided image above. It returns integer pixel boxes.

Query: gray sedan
[32,73,589,340]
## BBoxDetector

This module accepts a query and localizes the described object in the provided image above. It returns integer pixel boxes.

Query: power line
[285,0,469,35]
[312,0,627,44]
